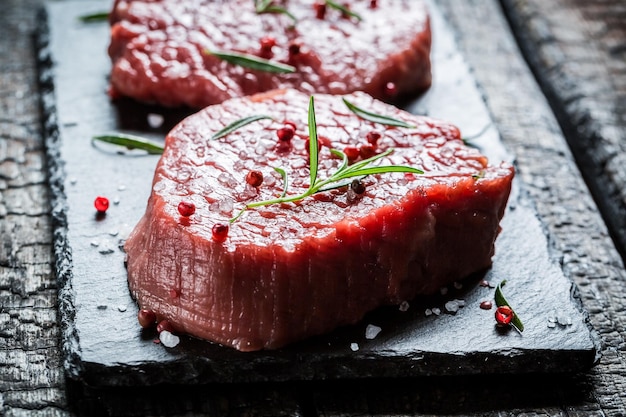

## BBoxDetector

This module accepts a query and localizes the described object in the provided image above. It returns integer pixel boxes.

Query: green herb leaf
[342,98,416,128]
[78,11,109,22]
[230,95,423,222]
[495,280,524,332]
[206,50,296,74]
[255,0,298,23]
[325,0,362,21]
[92,134,164,154]
[308,96,319,188]
[274,167,289,198]
[212,115,273,140]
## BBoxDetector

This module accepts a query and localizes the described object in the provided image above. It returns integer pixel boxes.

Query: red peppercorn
[260,36,276,50]
[314,2,327,19]
[177,201,195,217]
[369,0,378,8]
[137,309,156,328]
[259,36,276,58]
[277,125,295,142]
[384,82,398,97]
[366,131,381,146]
[343,146,360,161]
[169,289,180,299]
[94,196,109,213]
[212,223,229,242]
[156,319,174,333]
[479,300,493,310]
[495,305,514,325]
[246,170,264,187]
[359,143,377,159]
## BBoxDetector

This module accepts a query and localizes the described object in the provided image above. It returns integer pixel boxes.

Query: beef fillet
[108,0,431,108]
[124,89,514,351]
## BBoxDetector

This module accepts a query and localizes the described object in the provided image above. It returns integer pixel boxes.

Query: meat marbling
[124,89,514,351]
[108,0,432,108]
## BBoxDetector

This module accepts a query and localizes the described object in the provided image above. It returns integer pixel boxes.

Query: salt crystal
[455,299,466,307]
[97,305,107,310]
[118,184,126,191]
[90,240,100,247]
[398,301,410,312]
[350,342,359,351]
[424,308,433,316]
[444,300,460,314]
[547,321,556,328]
[147,113,164,128]
[557,315,572,326]
[113,197,121,205]
[159,330,180,348]
[233,160,245,171]
[440,287,448,296]
[432,307,441,316]
[218,172,237,188]
[365,324,382,340]
[218,198,234,214]
[69,177,77,185]
[117,305,127,312]
[109,230,119,237]
[454,281,463,290]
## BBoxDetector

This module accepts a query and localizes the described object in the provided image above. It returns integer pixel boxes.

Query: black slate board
[38,0,600,387]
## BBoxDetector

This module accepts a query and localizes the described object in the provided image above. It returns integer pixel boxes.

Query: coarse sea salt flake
[159,330,180,348]
[147,113,164,128]
[365,324,382,340]
[350,342,359,351]
[398,301,410,312]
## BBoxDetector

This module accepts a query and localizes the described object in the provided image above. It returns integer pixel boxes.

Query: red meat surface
[124,89,514,351]
[108,0,432,108]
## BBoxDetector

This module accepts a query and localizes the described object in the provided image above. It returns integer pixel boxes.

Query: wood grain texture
[0,0,68,416]
[502,0,626,261]
[0,0,625,415]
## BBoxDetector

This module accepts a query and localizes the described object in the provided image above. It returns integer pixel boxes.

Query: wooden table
[1,0,625,415]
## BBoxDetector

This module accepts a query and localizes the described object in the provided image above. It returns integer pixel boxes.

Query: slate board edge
[433,0,602,367]
[35,1,600,387]
[36,6,86,381]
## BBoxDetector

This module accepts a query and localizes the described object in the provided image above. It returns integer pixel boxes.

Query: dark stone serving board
[38,0,600,387]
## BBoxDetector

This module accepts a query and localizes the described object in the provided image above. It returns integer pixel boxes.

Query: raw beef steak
[124,89,514,351]
[108,0,432,108]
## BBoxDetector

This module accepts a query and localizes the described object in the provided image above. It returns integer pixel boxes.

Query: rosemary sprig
[206,50,296,73]
[325,0,362,21]
[92,134,164,154]
[230,96,423,222]
[78,11,109,22]
[212,115,273,140]
[342,98,416,128]
[255,0,298,23]
[91,115,272,154]
[495,280,524,332]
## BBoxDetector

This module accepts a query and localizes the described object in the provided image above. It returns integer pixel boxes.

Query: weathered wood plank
[0,1,68,416]
[501,0,626,261]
